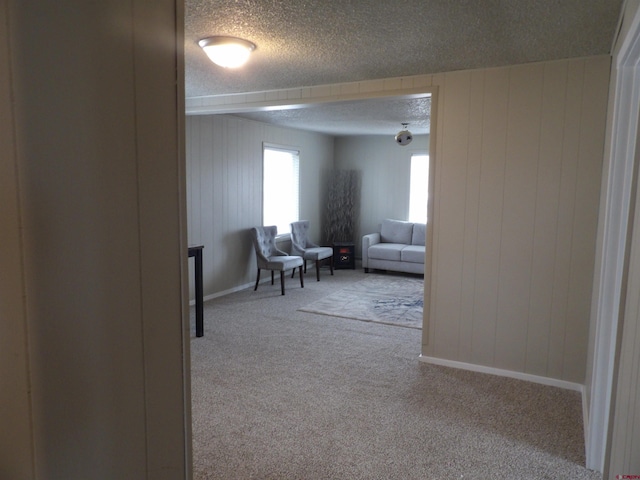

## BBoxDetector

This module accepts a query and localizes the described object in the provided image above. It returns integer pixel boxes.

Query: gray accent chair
[250,226,304,295]
[290,220,334,281]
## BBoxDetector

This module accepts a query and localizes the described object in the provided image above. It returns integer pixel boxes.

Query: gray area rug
[298,274,424,329]
[190,268,599,480]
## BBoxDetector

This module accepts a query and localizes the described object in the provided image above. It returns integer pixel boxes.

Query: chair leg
[329,256,334,276]
[280,271,285,295]
[291,268,295,279]
[298,265,304,288]
[271,270,275,285]
[304,260,307,273]
[316,259,321,281]
[254,269,261,291]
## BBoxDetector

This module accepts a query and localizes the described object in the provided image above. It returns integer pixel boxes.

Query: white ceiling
[184,0,623,136]
[229,95,432,136]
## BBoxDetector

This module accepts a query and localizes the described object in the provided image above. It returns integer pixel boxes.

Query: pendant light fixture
[198,36,256,68]
[395,123,413,146]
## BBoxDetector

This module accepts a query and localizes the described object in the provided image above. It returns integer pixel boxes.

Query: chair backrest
[251,226,279,268]
[290,220,315,255]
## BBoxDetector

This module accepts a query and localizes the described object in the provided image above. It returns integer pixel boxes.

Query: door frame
[586,4,640,472]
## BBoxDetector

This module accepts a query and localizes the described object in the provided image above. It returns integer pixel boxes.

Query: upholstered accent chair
[290,220,334,281]
[250,226,304,295]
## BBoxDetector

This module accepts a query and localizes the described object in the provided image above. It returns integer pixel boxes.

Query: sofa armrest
[362,233,381,268]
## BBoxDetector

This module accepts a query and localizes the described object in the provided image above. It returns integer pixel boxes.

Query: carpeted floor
[190,267,600,480]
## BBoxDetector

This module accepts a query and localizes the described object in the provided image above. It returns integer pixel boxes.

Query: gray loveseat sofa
[362,219,426,275]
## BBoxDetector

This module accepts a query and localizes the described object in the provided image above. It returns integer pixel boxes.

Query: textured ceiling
[184,0,623,136]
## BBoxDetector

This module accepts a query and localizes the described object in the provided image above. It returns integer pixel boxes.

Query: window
[409,153,429,223]
[263,146,300,235]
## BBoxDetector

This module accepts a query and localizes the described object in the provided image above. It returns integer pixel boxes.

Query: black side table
[188,245,204,337]
[333,242,355,269]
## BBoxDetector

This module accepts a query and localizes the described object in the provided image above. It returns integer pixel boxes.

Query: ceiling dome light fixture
[198,36,256,68]
[395,123,413,146]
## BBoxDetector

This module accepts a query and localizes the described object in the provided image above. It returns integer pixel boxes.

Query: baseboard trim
[189,282,254,305]
[418,355,584,392]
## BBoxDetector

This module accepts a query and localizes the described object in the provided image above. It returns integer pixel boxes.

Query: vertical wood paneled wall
[3,1,189,477]
[185,115,334,298]
[423,56,610,383]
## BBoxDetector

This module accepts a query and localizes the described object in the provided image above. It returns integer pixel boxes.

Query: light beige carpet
[298,273,423,329]
[190,268,600,480]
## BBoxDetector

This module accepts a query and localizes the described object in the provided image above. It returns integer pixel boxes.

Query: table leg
[194,249,204,337]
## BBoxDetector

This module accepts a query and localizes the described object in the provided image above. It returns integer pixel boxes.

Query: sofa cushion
[368,243,405,262]
[380,219,413,244]
[401,245,425,264]
[411,223,426,246]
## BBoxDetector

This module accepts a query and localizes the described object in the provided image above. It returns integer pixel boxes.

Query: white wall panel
[564,57,610,382]
[432,71,471,359]
[458,70,485,364]
[468,67,509,367]
[423,57,610,384]
[494,63,542,372]
[525,60,566,376]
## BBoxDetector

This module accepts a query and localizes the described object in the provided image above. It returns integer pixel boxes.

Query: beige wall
[0,2,189,478]
[423,56,610,384]
[185,114,334,298]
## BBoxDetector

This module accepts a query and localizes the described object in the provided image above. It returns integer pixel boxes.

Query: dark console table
[188,245,204,337]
